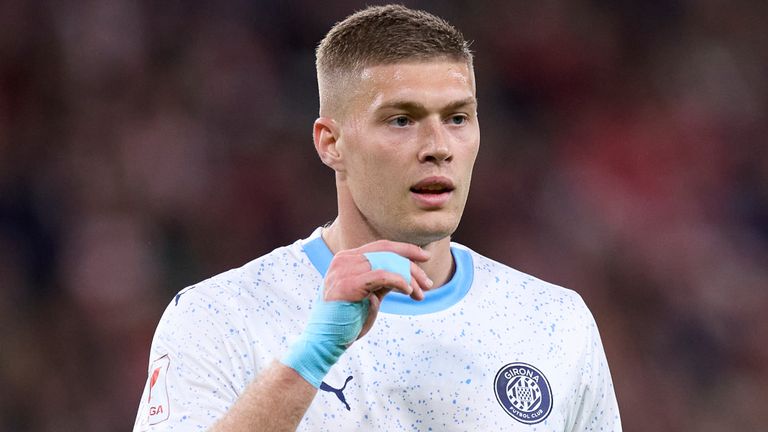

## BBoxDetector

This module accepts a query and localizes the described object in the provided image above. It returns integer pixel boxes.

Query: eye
[448,115,467,125]
[389,116,412,127]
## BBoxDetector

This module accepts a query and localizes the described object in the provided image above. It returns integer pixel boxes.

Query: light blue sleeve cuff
[281,299,369,388]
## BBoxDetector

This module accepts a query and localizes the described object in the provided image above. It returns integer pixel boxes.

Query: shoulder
[173,236,317,308]
[147,234,323,358]
[155,236,321,341]
[454,242,593,322]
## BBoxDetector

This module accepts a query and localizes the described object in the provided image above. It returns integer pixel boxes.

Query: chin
[397,220,458,246]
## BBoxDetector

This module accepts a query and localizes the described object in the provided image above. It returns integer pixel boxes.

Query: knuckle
[369,272,388,285]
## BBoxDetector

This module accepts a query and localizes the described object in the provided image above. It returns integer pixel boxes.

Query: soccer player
[133,5,621,431]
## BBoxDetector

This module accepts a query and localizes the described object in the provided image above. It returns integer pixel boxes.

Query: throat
[418,238,455,288]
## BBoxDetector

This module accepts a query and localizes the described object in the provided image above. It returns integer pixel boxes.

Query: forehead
[353,60,476,109]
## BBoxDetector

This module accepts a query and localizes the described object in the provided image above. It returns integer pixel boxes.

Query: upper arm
[569,294,622,431]
[133,286,256,431]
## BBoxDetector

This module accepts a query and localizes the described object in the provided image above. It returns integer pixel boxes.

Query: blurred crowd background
[1,1,767,430]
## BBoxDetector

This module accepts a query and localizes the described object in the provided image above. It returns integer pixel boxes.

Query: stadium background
[1,1,767,430]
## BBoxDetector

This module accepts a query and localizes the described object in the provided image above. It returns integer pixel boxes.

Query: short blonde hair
[316,5,473,116]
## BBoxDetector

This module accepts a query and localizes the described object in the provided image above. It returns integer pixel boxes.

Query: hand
[281,240,432,387]
[323,240,433,339]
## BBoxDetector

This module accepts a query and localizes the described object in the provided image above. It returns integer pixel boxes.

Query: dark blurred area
[1,1,767,431]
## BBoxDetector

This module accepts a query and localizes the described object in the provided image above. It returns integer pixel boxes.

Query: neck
[321,219,455,288]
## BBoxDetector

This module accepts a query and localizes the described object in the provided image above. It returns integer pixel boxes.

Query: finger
[323,255,375,300]
[410,261,433,292]
[324,270,411,301]
[362,270,413,297]
[407,265,426,301]
[409,277,424,301]
[355,240,431,262]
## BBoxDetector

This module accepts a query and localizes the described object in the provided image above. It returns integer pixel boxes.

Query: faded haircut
[316,4,473,117]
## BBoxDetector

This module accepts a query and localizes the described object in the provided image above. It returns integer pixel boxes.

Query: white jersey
[133,228,621,431]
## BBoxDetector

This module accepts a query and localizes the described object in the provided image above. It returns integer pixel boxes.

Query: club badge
[494,362,553,424]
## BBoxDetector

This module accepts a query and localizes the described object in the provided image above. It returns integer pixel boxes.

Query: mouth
[409,177,455,209]
[409,177,455,195]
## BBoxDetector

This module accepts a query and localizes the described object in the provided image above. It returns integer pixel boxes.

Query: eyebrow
[376,97,477,115]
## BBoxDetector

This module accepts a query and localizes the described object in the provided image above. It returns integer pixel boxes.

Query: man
[133,5,621,431]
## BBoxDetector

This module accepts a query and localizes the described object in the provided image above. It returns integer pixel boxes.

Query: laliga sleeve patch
[145,354,171,425]
[363,251,412,284]
[494,362,553,425]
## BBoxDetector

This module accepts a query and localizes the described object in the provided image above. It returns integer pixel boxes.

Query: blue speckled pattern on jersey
[133,228,622,431]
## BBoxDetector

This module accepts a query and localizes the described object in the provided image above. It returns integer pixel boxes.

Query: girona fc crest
[494,362,553,424]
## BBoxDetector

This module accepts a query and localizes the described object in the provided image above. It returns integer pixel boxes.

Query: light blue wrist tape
[281,299,369,388]
[363,251,412,284]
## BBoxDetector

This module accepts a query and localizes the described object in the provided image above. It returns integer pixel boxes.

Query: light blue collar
[302,233,473,315]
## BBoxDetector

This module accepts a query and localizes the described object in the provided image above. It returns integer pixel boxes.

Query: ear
[313,117,344,172]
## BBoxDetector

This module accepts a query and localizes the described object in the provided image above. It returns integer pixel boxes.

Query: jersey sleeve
[132,285,255,431]
[568,294,622,431]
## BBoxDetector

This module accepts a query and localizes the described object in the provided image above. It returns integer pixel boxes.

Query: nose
[418,119,452,164]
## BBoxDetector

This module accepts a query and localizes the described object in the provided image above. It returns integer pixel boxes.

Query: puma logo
[174,285,197,306]
[320,375,354,411]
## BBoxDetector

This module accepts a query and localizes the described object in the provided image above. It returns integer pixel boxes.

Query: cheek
[347,139,403,177]
[454,134,480,167]
[347,152,394,196]
[466,130,481,164]
[456,141,480,193]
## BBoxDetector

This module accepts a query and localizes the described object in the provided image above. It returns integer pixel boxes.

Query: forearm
[209,245,428,431]
[210,361,317,432]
